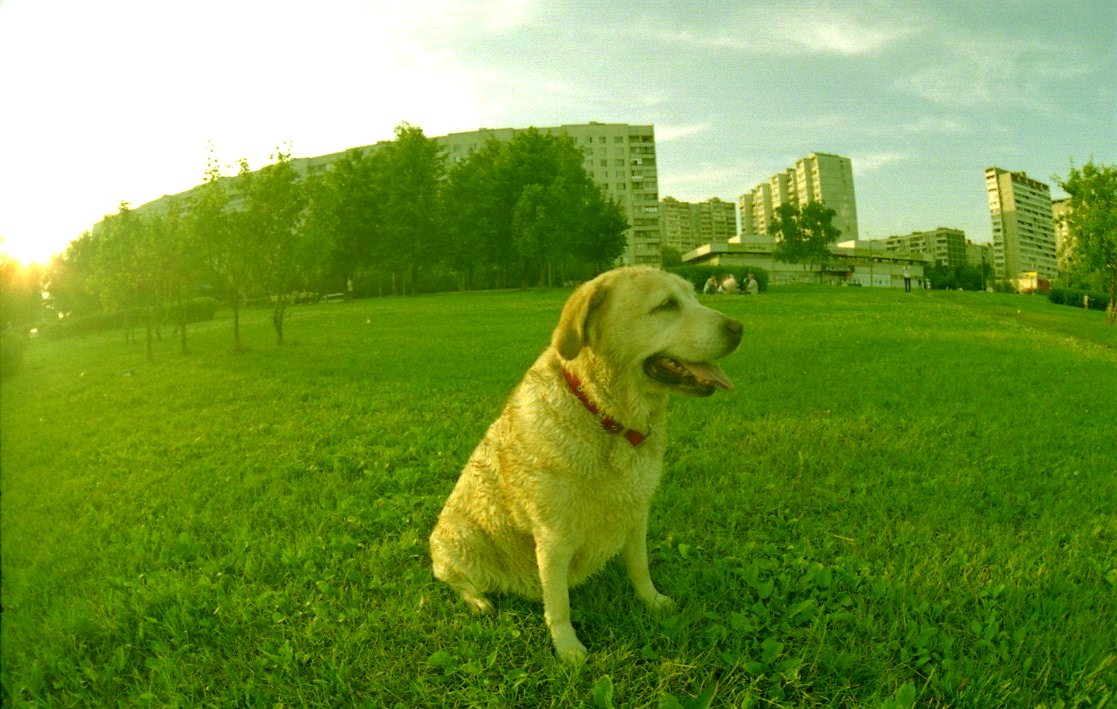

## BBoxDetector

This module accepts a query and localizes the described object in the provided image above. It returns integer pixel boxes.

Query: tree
[236,147,310,345]
[379,123,445,294]
[188,151,246,351]
[442,128,626,288]
[1056,160,1117,324]
[769,201,841,281]
[149,199,202,354]
[45,231,103,320]
[442,139,506,290]
[95,202,155,353]
[304,146,384,297]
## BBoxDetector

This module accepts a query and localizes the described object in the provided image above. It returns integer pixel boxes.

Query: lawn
[2,286,1115,707]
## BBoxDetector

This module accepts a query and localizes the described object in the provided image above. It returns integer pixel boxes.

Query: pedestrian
[745,272,759,295]
[902,265,912,293]
[722,273,739,295]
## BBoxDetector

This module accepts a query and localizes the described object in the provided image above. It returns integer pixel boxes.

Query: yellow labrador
[429,266,742,661]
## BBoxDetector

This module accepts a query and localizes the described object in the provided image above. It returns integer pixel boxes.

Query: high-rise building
[737,152,858,242]
[985,167,1058,281]
[439,123,661,265]
[659,197,736,254]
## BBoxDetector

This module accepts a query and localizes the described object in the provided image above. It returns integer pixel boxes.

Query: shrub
[168,297,219,325]
[1049,288,1108,312]
[46,298,219,339]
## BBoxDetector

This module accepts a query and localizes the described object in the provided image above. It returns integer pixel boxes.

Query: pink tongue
[681,360,733,390]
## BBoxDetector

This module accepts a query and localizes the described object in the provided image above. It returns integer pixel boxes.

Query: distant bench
[321,293,346,303]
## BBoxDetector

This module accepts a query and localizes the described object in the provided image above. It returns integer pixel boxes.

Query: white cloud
[894,36,1096,111]
[900,116,970,135]
[655,124,710,142]
[638,6,917,57]
[851,152,907,175]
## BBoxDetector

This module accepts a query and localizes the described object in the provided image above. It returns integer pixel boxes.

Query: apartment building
[737,152,858,242]
[882,228,967,268]
[438,123,661,265]
[659,196,736,254]
[985,167,1058,282]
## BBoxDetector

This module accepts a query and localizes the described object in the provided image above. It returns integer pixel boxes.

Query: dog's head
[553,267,742,397]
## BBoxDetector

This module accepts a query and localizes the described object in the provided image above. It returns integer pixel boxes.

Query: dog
[429,266,742,661]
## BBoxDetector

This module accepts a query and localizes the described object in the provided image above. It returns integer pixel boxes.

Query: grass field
[2,286,1115,707]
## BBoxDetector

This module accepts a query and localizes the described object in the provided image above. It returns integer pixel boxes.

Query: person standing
[902,265,912,293]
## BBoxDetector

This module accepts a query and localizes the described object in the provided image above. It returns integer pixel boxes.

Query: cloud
[655,124,711,142]
[894,36,1096,111]
[766,9,918,56]
[900,116,970,136]
[637,6,917,57]
[851,152,907,175]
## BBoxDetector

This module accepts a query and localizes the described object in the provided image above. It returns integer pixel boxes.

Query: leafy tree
[149,199,203,353]
[660,246,683,269]
[442,127,626,288]
[188,152,245,351]
[378,123,445,294]
[573,187,629,276]
[95,202,155,352]
[305,146,384,297]
[235,147,310,345]
[769,201,841,281]
[45,231,103,319]
[1056,160,1117,324]
[512,183,554,287]
[442,139,506,290]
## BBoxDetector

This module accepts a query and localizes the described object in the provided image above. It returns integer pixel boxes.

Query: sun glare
[0,235,56,267]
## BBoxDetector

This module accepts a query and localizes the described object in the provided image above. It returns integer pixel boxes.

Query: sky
[1,0,1114,265]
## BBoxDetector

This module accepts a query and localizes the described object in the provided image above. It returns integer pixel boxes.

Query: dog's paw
[462,592,494,615]
[647,593,675,613]
[554,635,588,663]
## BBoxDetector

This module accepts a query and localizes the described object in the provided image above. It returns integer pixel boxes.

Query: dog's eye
[652,297,678,313]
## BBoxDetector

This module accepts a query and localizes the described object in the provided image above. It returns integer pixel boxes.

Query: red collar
[562,368,648,447]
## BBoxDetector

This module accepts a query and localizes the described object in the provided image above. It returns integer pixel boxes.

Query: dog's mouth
[643,355,733,397]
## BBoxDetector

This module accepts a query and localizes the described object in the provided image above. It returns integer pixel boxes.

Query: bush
[168,297,219,325]
[670,265,769,294]
[1048,287,1108,312]
[46,298,219,339]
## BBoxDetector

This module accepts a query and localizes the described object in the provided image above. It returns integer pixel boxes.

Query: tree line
[42,123,630,354]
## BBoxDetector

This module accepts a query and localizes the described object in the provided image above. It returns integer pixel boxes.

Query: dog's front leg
[535,538,587,662]
[623,519,674,611]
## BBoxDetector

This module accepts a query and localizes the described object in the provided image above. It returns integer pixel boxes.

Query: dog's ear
[552,279,609,360]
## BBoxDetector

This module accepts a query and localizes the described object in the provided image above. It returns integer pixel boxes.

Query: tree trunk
[145,318,154,363]
[232,296,243,353]
[179,308,188,355]
[273,298,286,345]
[1108,276,1116,325]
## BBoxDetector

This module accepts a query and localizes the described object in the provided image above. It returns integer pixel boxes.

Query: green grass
[2,287,1115,707]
